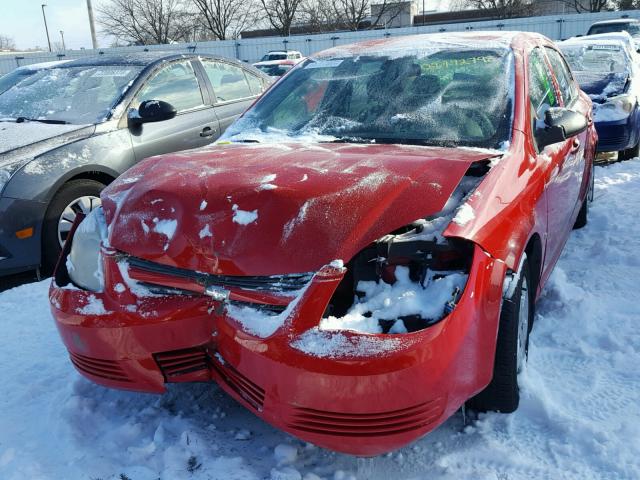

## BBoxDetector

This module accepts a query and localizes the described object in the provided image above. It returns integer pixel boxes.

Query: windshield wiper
[322,136,444,147]
[321,137,375,144]
[15,117,70,125]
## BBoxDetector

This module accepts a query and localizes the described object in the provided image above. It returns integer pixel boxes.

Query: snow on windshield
[0,65,142,124]
[223,47,514,149]
[560,43,631,75]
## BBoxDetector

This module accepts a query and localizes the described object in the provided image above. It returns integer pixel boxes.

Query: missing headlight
[321,160,489,334]
[66,207,108,292]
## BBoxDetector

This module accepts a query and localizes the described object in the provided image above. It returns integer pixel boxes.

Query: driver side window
[134,61,204,113]
[529,48,558,117]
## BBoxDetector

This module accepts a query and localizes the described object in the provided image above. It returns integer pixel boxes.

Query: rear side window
[245,72,265,95]
[135,61,204,112]
[202,60,253,102]
[545,47,577,106]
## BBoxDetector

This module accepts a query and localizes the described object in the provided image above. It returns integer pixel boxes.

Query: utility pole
[59,30,66,50]
[86,0,98,49]
[41,4,51,52]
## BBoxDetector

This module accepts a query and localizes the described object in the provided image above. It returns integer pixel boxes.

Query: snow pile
[0,161,639,479]
[452,202,475,226]
[318,267,467,335]
[232,204,259,225]
[291,329,403,359]
[199,224,213,239]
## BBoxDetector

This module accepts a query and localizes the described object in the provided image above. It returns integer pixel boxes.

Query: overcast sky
[0,0,107,51]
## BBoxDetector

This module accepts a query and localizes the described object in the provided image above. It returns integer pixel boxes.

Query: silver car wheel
[57,195,101,247]
[516,275,530,373]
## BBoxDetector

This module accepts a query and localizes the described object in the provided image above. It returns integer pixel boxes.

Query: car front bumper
[595,108,640,153]
[50,245,506,456]
[0,196,46,276]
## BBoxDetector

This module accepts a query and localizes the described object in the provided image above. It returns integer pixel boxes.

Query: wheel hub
[57,195,102,247]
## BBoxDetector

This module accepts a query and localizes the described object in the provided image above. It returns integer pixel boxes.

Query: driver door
[128,60,220,162]
[529,48,582,274]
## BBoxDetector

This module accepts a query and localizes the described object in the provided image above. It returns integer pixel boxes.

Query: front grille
[287,399,444,437]
[211,357,265,412]
[69,352,131,383]
[155,346,210,378]
[125,254,313,293]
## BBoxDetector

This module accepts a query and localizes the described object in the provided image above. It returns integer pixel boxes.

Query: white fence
[1,9,639,75]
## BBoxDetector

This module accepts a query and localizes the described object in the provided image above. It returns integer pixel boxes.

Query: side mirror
[129,99,177,126]
[535,107,588,149]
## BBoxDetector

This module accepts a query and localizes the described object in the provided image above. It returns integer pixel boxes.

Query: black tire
[573,163,594,230]
[618,141,640,161]
[467,258,533,414]
[41,179,106,276]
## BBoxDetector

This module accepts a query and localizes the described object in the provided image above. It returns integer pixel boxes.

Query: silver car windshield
[0,65,142,125]
[225,48,514,149]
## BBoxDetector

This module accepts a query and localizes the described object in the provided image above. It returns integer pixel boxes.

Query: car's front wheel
[467,255,533,413]
[574,162,594,230]
[41,179,105,275]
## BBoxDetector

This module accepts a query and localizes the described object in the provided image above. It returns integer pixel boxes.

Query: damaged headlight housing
[604,94,636,114]
[67,206,108,292]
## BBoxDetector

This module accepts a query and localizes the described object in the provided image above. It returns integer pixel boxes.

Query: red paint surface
[51,32,596,456]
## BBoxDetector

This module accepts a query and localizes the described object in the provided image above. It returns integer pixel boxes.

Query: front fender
[444,131,547,271]
[3,128,134,202]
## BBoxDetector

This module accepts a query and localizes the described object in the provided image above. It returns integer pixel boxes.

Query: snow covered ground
[1,160,639,480]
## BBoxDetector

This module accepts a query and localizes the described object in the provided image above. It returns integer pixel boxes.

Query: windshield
[0,69,35,95]
[261,53,287,61]
[256,64,293,77]
[589,23,640,36]
[0,65,142,124]
[224,48,514,149]
[560,44,630,74]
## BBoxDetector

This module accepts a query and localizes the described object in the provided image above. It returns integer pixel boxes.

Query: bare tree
[457,0,537,18]
[0,34,16,51]
[556,0,611,12]
[332,0,404,31]
[259,0,305,36]
[616,0,640,8]
[97,0,192,45]
[191,0,257,40]
[299,0,342,32]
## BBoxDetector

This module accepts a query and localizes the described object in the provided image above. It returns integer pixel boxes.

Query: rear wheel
[41,179,105,275]
[467,257,533,413]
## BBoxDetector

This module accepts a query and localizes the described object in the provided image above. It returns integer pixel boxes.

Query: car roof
[558,38,631,53]
[265,50,301,54]
[590,18,640,26]
[563,32,637,55]
[314,31,546,59]
[16,59,71,71]
[58,52,246,69]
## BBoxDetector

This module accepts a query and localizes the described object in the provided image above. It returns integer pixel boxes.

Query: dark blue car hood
[574,71,629,100]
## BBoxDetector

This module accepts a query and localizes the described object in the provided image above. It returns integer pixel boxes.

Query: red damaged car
[51,32,596,456]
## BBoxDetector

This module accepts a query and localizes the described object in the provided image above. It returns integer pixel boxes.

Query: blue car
[559,37,640,159]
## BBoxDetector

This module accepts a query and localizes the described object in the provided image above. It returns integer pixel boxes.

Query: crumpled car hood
[102,143,498,275]
[574,71,628,100]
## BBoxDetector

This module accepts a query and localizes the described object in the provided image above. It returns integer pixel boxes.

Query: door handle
[200,127,216,138]
[570,138,581,152]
